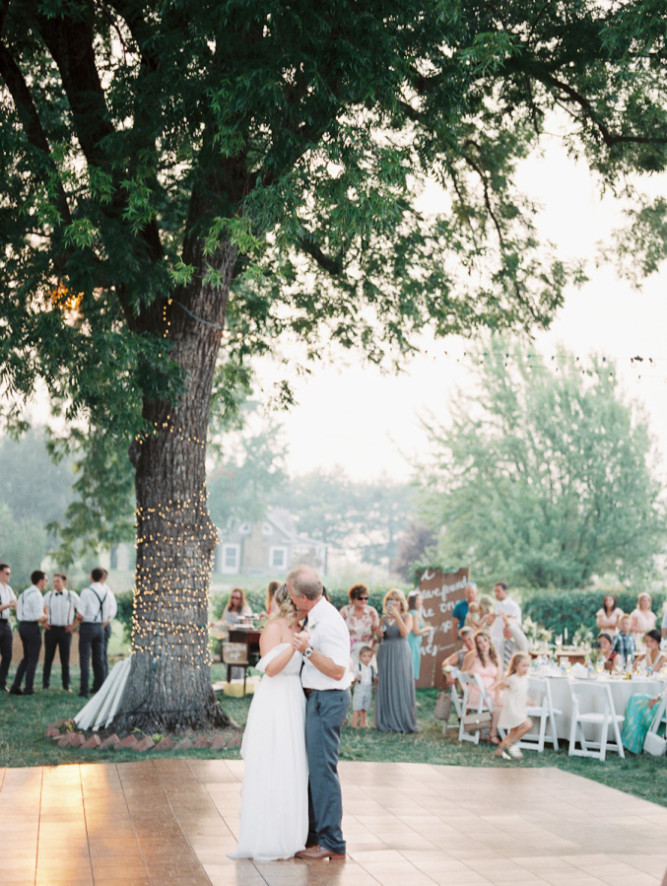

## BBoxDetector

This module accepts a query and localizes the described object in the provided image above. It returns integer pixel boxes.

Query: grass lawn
[1,663,665,810]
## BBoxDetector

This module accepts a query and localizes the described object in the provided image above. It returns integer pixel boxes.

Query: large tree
[418,339,666,588]
[1,2,666,731]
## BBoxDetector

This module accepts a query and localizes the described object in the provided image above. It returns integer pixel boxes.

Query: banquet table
[536,672,667,741]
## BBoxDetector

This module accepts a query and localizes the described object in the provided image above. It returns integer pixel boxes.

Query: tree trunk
[112,242,236,734]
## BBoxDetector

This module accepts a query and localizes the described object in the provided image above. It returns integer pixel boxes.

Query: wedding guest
[221,588,252,626]
[662,605,667,641]
[375,589,417,733]
[73,567,115,698]
[596,594,623,634]
[463,629,501,743]
[351,645,376,728]
[10,570,48,696]
[622,687,666,754]
[0,563,17,692]
[597,632,617,671]
[407,591,431,680]
[635,629,666,672]
[466,594,495,631]
[629,593,657,646]
[490,581,521,649]
[100,569,117,677]
[451,583,477,643]
[611,614,637,668]
[261,580,281,618]
[42,572,79,691]
[340,583,380,666]
[442,627,475,677]
[493,652,534,760]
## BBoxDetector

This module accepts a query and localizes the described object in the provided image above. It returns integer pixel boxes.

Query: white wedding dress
[229,642,308,861]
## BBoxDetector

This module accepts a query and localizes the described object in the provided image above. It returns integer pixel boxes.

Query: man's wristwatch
[303,646,314,658]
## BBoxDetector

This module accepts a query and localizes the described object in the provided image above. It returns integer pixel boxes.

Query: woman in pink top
[463,630,501,743]
[595,594,623,634]
[630,593,657,646]
[340,583,380,665]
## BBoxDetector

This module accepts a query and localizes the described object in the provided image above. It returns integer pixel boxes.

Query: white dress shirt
[301,597,352,691]
[77,582,114,623]
[490,596,522,645]
[102,584,117,621]
[43,589,80,626]
[17,586,45,621]
[0,583,16,621]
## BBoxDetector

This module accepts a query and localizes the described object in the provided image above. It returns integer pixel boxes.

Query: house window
[269,546,287,569]
[221,544,240,574]
[239,522,251,535]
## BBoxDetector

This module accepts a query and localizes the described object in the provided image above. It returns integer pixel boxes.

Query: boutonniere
[308,621,318,631]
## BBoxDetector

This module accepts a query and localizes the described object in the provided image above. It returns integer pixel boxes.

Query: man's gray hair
[287,565,323,600]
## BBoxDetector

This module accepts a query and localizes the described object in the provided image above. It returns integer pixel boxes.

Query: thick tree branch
[0,42,72,228]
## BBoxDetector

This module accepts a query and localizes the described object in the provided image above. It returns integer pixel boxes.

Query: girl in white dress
[492,652,533,761]
[229,585,309,861]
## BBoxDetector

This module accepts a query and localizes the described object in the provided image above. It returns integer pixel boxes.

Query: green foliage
[418,337,667,588]
[278,470,415,567]
[522,588,667,640]
[114,590,134,644]
[1,0,666,552]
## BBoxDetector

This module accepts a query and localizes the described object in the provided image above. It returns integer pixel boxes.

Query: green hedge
[522,588,667,640]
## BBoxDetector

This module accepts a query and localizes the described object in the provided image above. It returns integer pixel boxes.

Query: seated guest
[597,632,617,671]
[629,593,657,647]
[635,629,666,672]
[462,629,501,743]
[596,594,623,634]
[622,687,666,754]
[221,588,252,626]
[443,626,475,677]
[611,615,636,668]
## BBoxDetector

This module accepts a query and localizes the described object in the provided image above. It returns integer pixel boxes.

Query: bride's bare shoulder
[260,617,292,653]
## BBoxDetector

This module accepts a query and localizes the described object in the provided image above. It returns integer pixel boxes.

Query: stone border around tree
[45,720,241,752]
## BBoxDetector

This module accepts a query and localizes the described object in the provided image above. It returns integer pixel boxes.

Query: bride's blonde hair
[270,583,298,626]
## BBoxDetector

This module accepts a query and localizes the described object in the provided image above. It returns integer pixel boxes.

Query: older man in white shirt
[290,565,351,862]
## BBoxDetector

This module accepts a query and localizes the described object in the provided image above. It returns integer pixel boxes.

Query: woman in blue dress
[407,591,432,681]
[621,681,665,754]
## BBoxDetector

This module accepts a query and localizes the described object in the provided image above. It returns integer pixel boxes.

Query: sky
[253,141,667,484]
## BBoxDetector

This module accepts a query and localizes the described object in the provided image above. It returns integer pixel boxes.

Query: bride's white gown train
[229,643,308,861]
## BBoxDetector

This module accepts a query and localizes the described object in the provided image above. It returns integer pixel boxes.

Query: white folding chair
[458,672,501,745]
[568,681,624,761]
[441,668,464,733]
[517,676,560,752]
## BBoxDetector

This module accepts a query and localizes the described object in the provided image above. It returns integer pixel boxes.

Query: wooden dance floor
[1,759,666,885]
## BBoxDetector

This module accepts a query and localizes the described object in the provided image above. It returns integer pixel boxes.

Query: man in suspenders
[10,570,48,695]
[42,573,79,691]
[73,567,111,698]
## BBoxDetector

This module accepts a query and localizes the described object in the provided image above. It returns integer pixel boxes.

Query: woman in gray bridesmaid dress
[375,589,418,733]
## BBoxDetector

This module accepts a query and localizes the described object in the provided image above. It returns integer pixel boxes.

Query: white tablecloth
[540,674,667,740]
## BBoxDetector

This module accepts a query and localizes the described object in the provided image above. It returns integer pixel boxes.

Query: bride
[229,584,308,861]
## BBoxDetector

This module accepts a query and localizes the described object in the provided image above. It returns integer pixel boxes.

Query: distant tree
[279,470,414,567]
[0,427,75,525]
[0,503,47,589]
[392,522,438,581]
[418,339,667,589]
[207,424,288,531]
[2,2,666,732]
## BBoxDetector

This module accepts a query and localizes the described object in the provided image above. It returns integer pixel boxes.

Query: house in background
[214,507,327,576]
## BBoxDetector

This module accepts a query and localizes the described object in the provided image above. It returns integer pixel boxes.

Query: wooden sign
[416,567,470,688]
